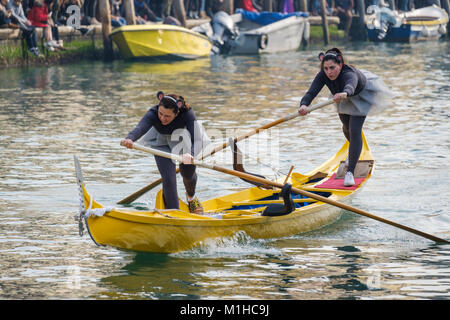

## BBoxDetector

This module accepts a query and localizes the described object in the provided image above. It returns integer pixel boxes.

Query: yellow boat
[75,133,374,253]
[110,24,212,60]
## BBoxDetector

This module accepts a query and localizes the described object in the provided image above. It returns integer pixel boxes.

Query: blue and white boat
[192,10,310,55]
[366,5,448,42]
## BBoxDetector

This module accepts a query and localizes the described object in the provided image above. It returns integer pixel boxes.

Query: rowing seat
[262,183,295,216]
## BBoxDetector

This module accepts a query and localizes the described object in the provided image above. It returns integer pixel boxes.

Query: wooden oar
[131,143,450,244]
[117,97,338,204]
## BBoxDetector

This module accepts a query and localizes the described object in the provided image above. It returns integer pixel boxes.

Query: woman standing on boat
[298,48,391,186]
[121,92,209,214]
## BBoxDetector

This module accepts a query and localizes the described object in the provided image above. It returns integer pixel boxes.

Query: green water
[0,40,449,300]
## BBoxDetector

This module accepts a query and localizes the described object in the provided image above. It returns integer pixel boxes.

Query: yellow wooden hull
[110,25,212,60]
[79,133,374,253]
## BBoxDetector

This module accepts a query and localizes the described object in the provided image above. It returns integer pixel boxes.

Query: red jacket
[27,4,49,27]
[240,0,258,12]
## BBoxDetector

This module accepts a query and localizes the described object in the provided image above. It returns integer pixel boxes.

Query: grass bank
[0,24,344,68]
[0,38,109,68]
[309,25,345,43]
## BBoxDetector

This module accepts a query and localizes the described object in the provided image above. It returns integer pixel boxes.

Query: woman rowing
[298,48,392,186]
[121,91,209,214]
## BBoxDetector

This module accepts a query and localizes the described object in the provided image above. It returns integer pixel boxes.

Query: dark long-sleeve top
[126,105,197,153]
[300,64,366,106]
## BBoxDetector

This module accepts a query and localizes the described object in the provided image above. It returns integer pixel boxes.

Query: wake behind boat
[110,24,212,60]
[74,133,374,253]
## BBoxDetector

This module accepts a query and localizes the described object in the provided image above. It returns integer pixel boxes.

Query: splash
[171,231,281,258]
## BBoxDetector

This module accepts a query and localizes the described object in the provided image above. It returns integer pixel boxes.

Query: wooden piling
[173,0,187,27]
[98,0,113,61]
[297,0,307,12]
[355,0,367,41]
[123,0,136,25]
[442,0,450,37]
[222,0,234,14]
[319,0,329,45]
[264,0,273,11]
[443,0,450,15]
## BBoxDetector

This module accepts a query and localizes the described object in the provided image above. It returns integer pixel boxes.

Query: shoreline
[0,25,344,69]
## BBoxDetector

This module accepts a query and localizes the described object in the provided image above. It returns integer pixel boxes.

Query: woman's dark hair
[318,48,345,69]
[157,91,191,113]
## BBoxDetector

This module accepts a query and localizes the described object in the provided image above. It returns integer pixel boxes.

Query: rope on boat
[83,195,114,218]
[75,194,113,237]
[203,140,310,188]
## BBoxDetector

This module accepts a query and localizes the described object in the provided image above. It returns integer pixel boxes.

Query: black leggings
[338,114,366,174]
[154,155,197,209]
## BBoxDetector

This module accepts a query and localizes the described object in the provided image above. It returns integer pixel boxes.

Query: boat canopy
[236,9,308,26]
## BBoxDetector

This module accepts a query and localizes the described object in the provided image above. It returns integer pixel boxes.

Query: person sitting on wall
[7,0,42,56]
[333,0,353,41]
[0,0,19,28]
[46,0,66,50]
[110,0,126,27]
[134,0,159,23]
[27,0,62,51]
[239,0,259,12]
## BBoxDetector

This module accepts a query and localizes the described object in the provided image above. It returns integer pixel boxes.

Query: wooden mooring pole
[319,0,329,45]
[123,0,136,25]
[99,0,113,60]
[298,0,307,12]
[441,0,450,37]
[264,0,273,11]
[173,0,187,27]
[355,0,367,40]
[223,0,234,14]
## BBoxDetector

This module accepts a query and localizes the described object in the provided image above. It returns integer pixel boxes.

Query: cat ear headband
[157,91,184,110]
[318,52,343,63]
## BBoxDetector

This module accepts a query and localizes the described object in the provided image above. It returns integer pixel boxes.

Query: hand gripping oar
[117,97,338,204]
[130,143,450,244]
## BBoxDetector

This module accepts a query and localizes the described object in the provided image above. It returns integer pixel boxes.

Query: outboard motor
[367,5,400,40]
[210,11,239,54]
[262,183,295,217]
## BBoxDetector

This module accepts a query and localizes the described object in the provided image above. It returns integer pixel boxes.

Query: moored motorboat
[366,5,448,42]
[74,132,374,253]
[192,10,309,55]
[110,24,212,60]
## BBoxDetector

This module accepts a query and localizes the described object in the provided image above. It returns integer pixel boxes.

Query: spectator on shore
[162,14,180,24]
[239,0,259,12]
[161,0,172,18]
[58,0,81,25]
[1,0,18,28]
[198,0,208,18]
[134,0,159,23]
[46,0,66,49]
[308,0,320,15]
[81,0,101,25]
[27,0,61,51]
[7,0,42,56]
[399,0,410,11]
[334,0,353,40]
[110,0,126,27]
[186,0,198,19]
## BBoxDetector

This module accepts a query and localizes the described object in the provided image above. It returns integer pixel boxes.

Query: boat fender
[262,183,295,217]
[258,34,268,50]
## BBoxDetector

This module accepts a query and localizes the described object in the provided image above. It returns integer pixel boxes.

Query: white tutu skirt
[138,122,211,157]
[336,70,393,116]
